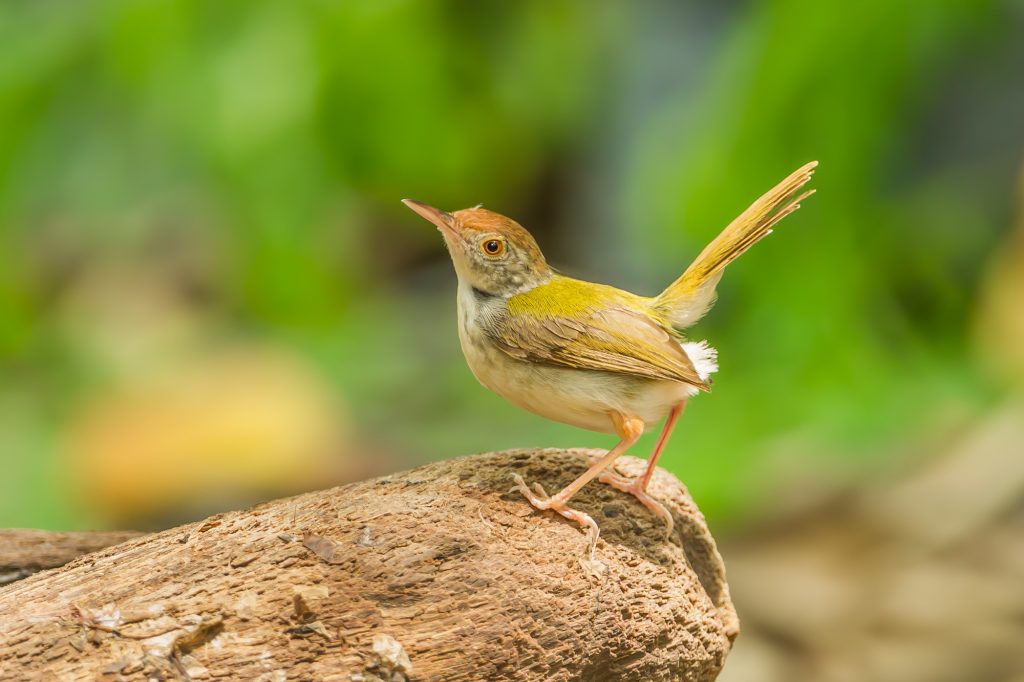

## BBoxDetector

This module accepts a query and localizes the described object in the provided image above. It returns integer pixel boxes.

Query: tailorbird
[403,161,816,553]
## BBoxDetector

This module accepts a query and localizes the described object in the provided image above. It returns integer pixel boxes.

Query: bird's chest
[455,285,516,394]
[455,285,557,411]
[458,313,584,428]
[454,284,624,433]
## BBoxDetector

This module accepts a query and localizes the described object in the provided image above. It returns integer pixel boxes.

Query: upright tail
[654,161,817,328]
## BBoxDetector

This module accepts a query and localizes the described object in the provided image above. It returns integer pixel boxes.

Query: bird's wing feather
[489,304,709,390]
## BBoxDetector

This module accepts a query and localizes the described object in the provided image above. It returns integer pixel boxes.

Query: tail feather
[655,161,817,328]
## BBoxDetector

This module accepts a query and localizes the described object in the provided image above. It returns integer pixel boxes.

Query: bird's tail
[654,161,817,329]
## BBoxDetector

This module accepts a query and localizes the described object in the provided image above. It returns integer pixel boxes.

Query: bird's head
[403,200,551,296]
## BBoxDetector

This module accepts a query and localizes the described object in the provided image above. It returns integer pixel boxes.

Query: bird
[402,161,817,554]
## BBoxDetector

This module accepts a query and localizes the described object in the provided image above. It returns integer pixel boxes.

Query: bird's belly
[459,329,690,434]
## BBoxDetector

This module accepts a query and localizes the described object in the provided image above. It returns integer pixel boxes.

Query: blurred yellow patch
[64,347,350,526]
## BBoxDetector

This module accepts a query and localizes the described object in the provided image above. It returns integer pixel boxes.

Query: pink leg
[638,400,686,490]
[513,413,644,557]
[599,401,686,534]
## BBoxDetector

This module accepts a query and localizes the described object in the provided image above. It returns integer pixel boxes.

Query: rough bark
[0,449,737,681]
[0,530,143,586]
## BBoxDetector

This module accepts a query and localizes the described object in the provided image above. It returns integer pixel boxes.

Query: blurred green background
[2,2,1023,679]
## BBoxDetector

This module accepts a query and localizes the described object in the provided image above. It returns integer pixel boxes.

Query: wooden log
[0,530,143,586]
[0,449,738,681]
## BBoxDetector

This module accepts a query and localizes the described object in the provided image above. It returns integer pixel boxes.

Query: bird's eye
[481,239,505,256]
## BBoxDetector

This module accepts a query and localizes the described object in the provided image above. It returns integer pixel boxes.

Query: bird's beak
[401,199,457,236]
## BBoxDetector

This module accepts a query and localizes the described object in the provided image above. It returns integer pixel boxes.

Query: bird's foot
[511,473,599,560]
[598,471,674,536]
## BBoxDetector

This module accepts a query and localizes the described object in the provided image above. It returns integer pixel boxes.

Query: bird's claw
[511,473,601,561]
[512,473,556,510]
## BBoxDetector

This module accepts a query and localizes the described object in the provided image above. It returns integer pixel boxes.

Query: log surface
[0,449,737,681]
[0,530,143,586]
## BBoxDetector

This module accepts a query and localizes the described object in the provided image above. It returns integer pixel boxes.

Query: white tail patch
[682,340,718,381]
